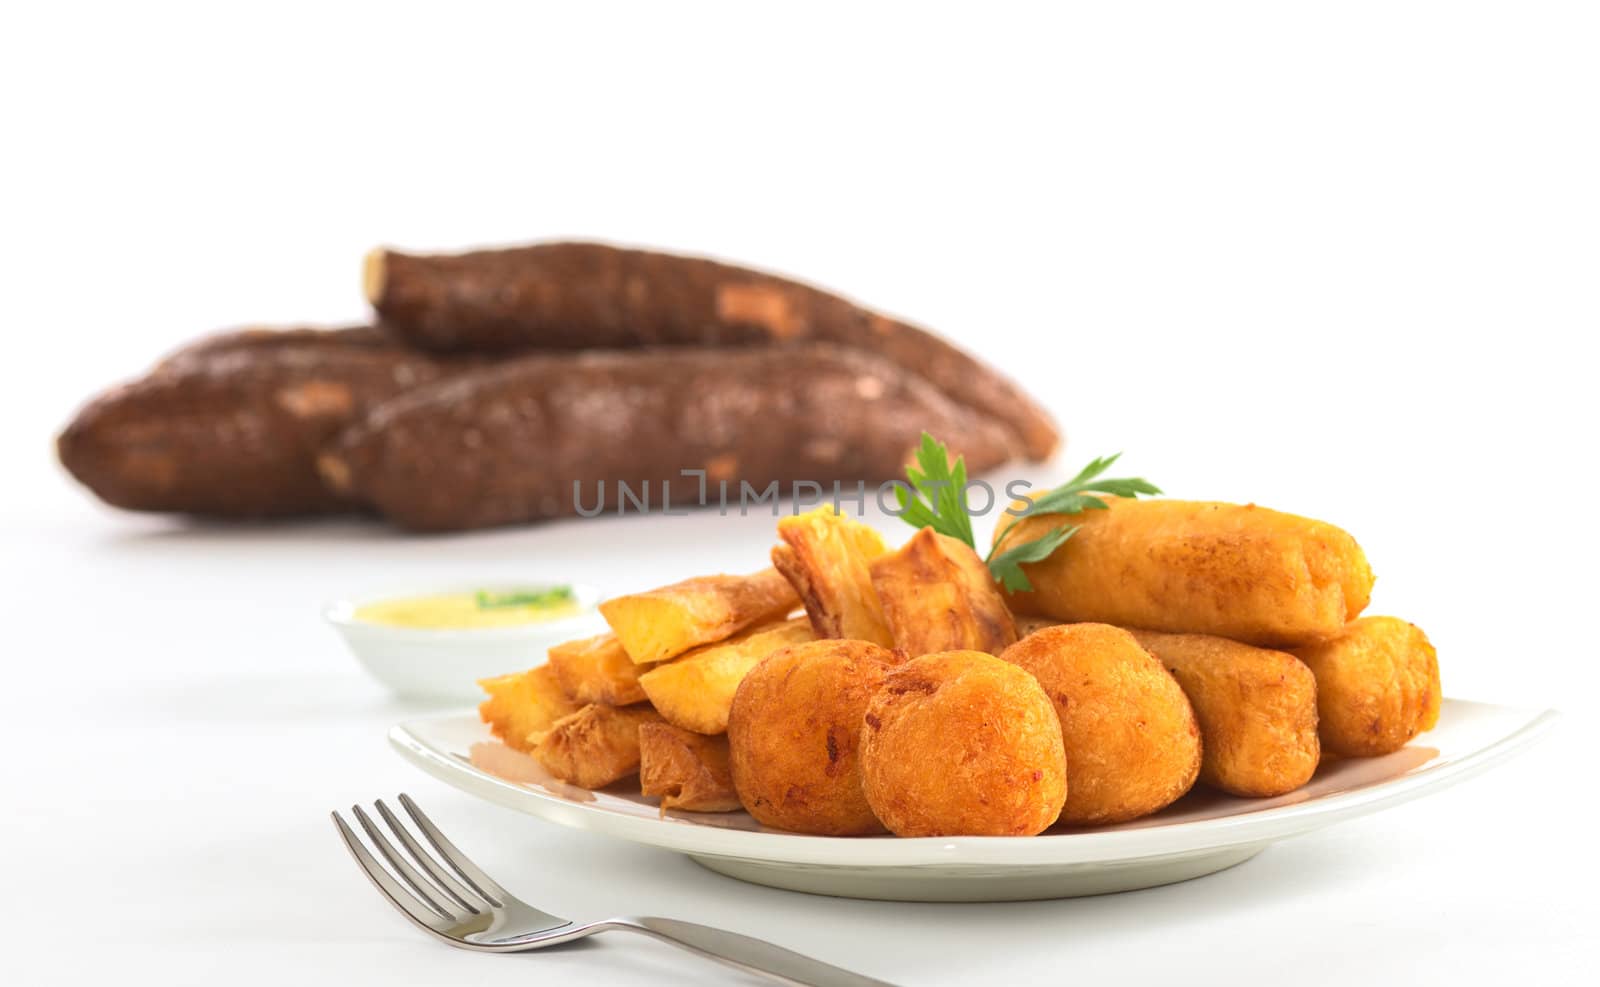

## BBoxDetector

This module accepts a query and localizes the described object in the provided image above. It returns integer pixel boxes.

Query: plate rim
[389,698,1559,868]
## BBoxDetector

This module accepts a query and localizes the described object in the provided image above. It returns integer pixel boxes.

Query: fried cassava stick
[58,337,455,517]
[478,665,582,752]
[639,723,741,812]
[636,617,816,733]
[1292,616,1441,757]
[318,344,1026,531]
[995,498,1375,648]
[546,633,647,706]
[536,703,664,788]
[1131,630,1320,798]
[772,507,894,647]
[870,527,1018,657]
[601,569,800,667]
[364,241,1059,459]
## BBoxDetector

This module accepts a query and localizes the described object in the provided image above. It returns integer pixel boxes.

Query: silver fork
[333,795,895,986]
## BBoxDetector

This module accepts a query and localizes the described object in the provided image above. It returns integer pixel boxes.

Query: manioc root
[365,242,1059,460]
[154,325,393,372]
[318,343,1024,531]
[58,335,455,517]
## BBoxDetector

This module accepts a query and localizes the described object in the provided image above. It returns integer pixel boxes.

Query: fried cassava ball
[727,639,900,835]
[1001,623,1201,825]
[859,650,1067,837]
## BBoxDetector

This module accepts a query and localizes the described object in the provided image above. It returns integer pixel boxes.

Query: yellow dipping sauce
[355,587,582,630]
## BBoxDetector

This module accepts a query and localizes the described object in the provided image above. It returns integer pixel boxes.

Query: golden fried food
[860,650,1066,837]
[869,527,1018,656]
[994,498,1375,648]
[772,507,894,646]
[477,665,582,753]
[1292,616,1441,757]
[639,722,741,812]
[1013,614,1063,639]
[536,703,663,788]
[599,567,799,665]
[1000,623,1200,824]
[546,632,646,706]
[1132,630,1319,797]
[637,617,815,734]
[727,639,899,835]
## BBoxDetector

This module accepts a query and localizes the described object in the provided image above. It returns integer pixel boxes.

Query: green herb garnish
[986,524,1079,592]
[897,433,1161,592]
[985,452,1161,591]
[1022,453,1163,517]
[893,433,975,547]
[474,585,575,610]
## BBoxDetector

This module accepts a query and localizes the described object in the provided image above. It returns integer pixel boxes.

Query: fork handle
[608,916,897,987]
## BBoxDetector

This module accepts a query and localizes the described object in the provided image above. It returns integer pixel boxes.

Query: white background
[2,2,1596,984]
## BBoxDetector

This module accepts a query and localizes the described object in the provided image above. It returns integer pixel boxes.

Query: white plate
[390,699,1556,901]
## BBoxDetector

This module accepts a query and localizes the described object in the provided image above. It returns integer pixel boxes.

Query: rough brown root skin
[325,343,1024,532]
[154,325,391,373]
[57,335,454,518]
[366,241,1059,460]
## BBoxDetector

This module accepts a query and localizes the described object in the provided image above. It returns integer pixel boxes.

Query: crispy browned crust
[546,633,647,706]
[996,498,1375,648]
[869,527,1017,656]
[638,723,741,812]
[635,617,815,734]
[772,508,893,646]
[477,666,583,753]
[1292,616,1441,757]
[1012,614,1064,639]
[860,650,1066,837]
[600,569,801,667]
[535,703,664,789]
[999,623,1200,825]
[768,546,809,614]
[320,344,1025,531]
[366,242,1059,459]
[727,639,900,835]
[1132,630,1319,798]
[58,341,452,517]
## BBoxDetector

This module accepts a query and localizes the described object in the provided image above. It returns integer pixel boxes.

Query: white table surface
[4,3,1597,983]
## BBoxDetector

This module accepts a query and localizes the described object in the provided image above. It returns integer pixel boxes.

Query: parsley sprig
[893,433,975,546]
[896,433,1161,592]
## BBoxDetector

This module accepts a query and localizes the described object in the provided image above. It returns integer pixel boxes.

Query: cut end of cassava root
[362,248,388,306]
[316,452,353,495]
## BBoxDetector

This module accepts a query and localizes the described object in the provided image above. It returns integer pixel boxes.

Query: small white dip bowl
[324,583,606,702]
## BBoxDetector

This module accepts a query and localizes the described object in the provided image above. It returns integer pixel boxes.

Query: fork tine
[352,805,467,922]
[374,799,484,914]
[397,793,508,907]
[332,811,455,926]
